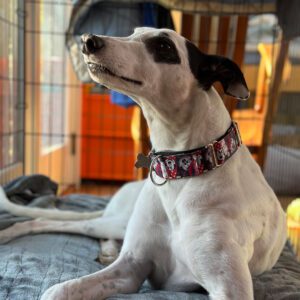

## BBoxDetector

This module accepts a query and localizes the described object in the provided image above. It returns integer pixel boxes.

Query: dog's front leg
[41,253,151,300]
[183,226,253,300]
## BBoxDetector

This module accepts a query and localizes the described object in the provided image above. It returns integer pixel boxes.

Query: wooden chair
[232,43,291,166]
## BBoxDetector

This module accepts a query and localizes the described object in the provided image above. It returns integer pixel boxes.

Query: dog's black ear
[186,40,249,100]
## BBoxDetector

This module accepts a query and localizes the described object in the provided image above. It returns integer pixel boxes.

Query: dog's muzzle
[81,34,104,54]
[81,33,143,86]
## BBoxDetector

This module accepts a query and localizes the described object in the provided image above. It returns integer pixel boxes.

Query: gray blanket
[0,176,300,299]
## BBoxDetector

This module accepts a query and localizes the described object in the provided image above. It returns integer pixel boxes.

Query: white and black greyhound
[0,28,286,300]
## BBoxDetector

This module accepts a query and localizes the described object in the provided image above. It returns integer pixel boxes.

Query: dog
[0,27,286,300]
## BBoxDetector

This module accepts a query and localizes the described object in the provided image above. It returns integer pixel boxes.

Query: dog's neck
[138,87,232,152]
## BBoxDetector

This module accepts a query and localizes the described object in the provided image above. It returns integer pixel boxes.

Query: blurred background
[0,0,299,207]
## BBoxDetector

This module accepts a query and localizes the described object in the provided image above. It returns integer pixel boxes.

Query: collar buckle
[208,141,221,169]
[233,121,242,146]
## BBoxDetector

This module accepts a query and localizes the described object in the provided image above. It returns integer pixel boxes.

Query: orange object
[81,84,135,180]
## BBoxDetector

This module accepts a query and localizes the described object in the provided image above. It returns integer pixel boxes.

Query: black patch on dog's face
[185,41,209,88]
[144,34,181,64]
[185,40,249,100]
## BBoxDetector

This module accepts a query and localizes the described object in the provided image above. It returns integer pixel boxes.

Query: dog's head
[81,27,249,105]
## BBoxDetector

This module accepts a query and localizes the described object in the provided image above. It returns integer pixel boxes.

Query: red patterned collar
[135,121,242,185]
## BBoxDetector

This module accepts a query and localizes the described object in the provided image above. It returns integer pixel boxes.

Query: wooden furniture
[233,42,291,166]
[259,38,291,166]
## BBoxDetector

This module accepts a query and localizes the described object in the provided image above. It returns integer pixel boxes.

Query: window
[39,1,69,153]
[0,0,25,181]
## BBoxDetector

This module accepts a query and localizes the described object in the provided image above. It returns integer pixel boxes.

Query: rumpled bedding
[0,175,299,299]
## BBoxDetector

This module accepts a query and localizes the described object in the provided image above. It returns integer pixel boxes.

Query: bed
[0,175,300,300]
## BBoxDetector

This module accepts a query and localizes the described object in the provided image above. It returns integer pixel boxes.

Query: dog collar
[135,121,242,185]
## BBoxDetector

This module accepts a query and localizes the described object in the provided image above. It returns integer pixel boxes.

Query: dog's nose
[81,34,104,54]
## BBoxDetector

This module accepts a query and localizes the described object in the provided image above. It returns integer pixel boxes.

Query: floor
[62,181,122,197]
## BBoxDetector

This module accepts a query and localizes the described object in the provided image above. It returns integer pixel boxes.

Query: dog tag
[135,153,151,169]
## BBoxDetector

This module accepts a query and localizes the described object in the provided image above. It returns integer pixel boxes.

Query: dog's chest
[152,193,201,289]
[157,183,187,226]
[148,221,200,291]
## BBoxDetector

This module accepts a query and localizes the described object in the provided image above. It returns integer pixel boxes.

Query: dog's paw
[41,281,78,300]
[99,239,120,265]
[41,280,106,300]
[41,283,67,300]
[99,252,119,265]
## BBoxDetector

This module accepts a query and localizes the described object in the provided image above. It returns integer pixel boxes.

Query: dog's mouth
[87,62,142,85]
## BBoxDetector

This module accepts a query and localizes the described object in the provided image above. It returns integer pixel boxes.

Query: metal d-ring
[149,156,168,186]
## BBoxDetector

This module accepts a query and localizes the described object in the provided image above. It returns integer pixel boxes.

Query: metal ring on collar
[149,156,168,186]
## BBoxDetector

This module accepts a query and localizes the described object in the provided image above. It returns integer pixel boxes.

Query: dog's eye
[158,41,172,50]
[145,37,181,64]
